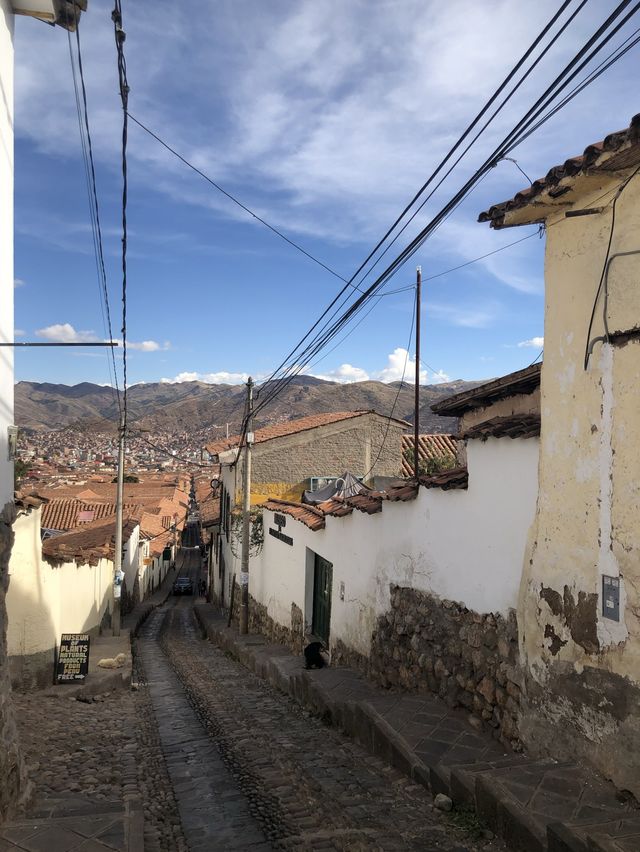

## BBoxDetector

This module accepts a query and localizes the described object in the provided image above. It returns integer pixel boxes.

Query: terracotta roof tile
[41,499,142,532]
[262,498,326,531]
[206,410,408,456]
[479,114,640,228]
[401,434,458,476]
[43,514,139,565]
[418,466,468,490]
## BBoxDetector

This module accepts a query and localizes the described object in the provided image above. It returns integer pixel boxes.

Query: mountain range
[15,376,484,436]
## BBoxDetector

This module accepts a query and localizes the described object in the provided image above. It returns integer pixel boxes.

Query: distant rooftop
[431,363,541,418]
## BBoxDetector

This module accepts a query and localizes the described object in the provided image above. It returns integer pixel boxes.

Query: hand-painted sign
[56,634,90,683]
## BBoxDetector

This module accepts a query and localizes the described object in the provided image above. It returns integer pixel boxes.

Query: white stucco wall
[7,508,113,661]
[250,437,539,658]
[0,1,14,508]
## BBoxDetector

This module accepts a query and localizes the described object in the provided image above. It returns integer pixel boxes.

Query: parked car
[173,577,193,595]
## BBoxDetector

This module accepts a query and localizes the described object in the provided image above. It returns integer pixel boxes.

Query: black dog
[304,641,326,670]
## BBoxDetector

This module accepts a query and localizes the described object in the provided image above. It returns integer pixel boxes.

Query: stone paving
[196,607,640,852]
[148,597,502,852]
[0,553,187,852]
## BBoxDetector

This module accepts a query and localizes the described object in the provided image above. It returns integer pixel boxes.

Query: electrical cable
[251,1,620,417]
[583,163,640,369]
[255,1,585,402]
[256,0,640,413]
[67,28,121,416]
[126,113,358,290]
[130,433,214,469]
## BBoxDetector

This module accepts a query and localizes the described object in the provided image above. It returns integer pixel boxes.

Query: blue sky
[12,0,639,388]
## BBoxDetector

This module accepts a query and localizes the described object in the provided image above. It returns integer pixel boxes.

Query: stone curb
[194,606,630,852]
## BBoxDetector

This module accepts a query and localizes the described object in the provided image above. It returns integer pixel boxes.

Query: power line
[249,2,640,426]
[130,433,213,469]
[250,2,590,414]
[67,27,121,416]
[126,112,360,291]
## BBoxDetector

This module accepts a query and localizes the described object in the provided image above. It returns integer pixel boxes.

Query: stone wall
[231,592,305,656]
[0,502,28,821]
[369,585,522,749]
[248,416,405,492]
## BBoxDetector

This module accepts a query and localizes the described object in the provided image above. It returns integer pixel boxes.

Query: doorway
[311,553,333,644]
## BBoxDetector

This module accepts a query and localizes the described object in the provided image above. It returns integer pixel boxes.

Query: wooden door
[312,554,333,644]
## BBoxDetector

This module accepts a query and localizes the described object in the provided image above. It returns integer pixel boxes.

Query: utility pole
[414,266,422,481]
[239,377,254,635]
[113,413,125,636]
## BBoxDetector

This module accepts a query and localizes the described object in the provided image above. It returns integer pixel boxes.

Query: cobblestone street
[7,548,505,852]
[130,548,502,851]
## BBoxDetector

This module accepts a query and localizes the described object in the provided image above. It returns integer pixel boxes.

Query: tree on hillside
[112,473,139,483]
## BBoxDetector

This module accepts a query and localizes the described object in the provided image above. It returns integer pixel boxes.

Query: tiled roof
[401,434,458,476]
[461,414,540,440]
[43,515,139,565]
[431,363,541,417]
[261,478,423,530]
[262,498,326,531]
[206,410,408,456]
[418,467,469,490]
[200,495,221,527]
[478,114,640,229]
[41,499,142,532]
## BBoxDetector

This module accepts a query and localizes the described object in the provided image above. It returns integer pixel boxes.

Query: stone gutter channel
[194,604,640,852]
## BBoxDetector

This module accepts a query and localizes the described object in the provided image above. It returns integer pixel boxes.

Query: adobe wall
[238,415,405,503]
[518,173,640,797]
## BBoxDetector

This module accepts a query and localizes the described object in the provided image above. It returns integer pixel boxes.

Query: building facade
[479,114,640,795]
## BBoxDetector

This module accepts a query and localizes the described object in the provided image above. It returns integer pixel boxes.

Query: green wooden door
[312,554,333,644]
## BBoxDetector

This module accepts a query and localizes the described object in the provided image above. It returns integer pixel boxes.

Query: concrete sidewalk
[195,604,640,852]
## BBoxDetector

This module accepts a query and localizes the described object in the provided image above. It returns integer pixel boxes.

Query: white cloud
[127,340,170,352]
[14,278,25,288]
[36,324,169,352]
[36,323,97,343]
[373,348,428,384]
[518,336,544,348]
[14,329,25,338]
[431,369,452,384]
[310,363,370,383]
[429,303,496,328]
[160,370,251,385]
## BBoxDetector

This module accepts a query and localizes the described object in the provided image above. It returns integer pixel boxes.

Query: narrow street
[128,536,495,851]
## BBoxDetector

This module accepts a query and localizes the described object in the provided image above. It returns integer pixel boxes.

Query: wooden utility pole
[112,413,125,636]
[239,377,254,635]
[414,266,422,481]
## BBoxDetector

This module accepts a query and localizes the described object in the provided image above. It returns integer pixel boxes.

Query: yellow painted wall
[515,170,640,793]
[7,508,113,663]
[520,172,640,678]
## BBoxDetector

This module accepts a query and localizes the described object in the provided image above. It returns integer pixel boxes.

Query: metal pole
[414,267,422,481]
[113,413,125,636]
[239,377,254,635]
